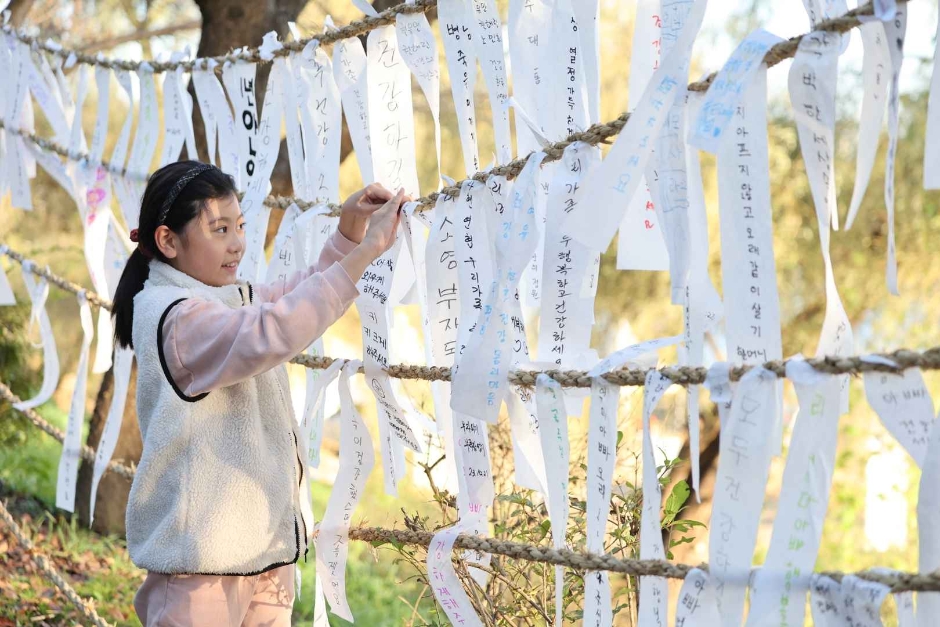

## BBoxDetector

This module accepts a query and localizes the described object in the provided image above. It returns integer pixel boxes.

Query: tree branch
[77,20,201,54]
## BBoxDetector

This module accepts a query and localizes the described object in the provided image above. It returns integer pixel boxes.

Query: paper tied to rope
[639,369,672,627]
[535,373,571,627]
[56,292,93,513]
[14,266,59,411]
[562,0,708,253]
[293,38,342,204]
[916,398,940,621]
[437,0,481,176]
[508,2,551,157]
[88,345,134,525]
[300,357,344,469]
[709,365,778,626]
[192,62,239,177]
[861,356,933,467]
[746,359,842,627]
[316,359,374,622]
[468,0,512,165]
[451,151,545,424]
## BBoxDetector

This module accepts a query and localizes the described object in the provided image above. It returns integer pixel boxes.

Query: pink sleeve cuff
[321,262,360,307]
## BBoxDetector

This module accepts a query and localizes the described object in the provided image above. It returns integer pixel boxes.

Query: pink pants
[133,564,295,626]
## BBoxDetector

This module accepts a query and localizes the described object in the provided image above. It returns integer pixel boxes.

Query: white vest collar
[146,260,248,309]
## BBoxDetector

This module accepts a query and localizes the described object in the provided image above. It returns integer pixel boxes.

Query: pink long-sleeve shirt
[161,230,360,397]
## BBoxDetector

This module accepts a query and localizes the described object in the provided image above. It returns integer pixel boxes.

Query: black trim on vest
[157,298,210,403]
[147,518,301,577]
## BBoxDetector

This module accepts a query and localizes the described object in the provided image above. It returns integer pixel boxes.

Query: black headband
[157,163,217,226]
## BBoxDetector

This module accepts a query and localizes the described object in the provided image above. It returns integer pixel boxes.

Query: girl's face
[155,194,246,287]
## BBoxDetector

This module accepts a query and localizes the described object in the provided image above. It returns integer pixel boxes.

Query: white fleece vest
[126,261,312,575]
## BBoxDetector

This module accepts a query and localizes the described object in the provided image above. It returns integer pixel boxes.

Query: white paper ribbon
[160,62,197,165]
[535,373,570,627]
[846,21,890,226]
[88,346,134,525]
[221,61,260,191]
[397,10,442,187]
[709,366,777,625]
[809,574,844,626]
[863,367,933,466]
[438,0,481,176]
[427,520,484,627]
[916,406,940,624]
[333,37,374,184]
[300,357,344,469]
[14,269,59,411]
[122,66,159,230]
[316,360,375,622]
[674,568,722,626]
[617,0,670,272]
[296,41,342,203]
[237,58,286,283]
[192,64,240,178]
[508,0,550,156]
[451,152,545,423]
[882,8,906,295]
[746,367,842,627]
[0,254,15,305]
[546,0,589,140]
[639,370,672,627]
[562,0,707,253]
[56,293,93,513]
[468,0,512,164]
[925,7,940,190]
[538,142,601,365]
[789,31,854,414]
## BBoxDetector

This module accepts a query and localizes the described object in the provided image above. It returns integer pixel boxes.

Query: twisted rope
[351,526,937,593]
[0,498,115,627]
[3,362,939,592]
[0,0,437,74]
[0,0,906,216]
[3,243,937,387]
[0,381,137,480]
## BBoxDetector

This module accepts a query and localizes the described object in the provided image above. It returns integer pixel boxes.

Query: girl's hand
[361,189,405,258]
[338,189,405,284]
[338,183,396,244]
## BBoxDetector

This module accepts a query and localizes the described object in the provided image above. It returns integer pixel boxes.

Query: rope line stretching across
[3,243,938,388]
[0,498,115,627]
[0,0,437,74]
[2,377,940,594]
[0,0,906,216]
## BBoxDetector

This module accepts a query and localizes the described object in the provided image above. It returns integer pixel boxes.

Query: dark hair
[112,160,237,349]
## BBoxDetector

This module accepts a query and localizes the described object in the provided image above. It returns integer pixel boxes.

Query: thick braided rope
[0,0,905,217]
[0,498,115,627]
[0,0,437,74]
[3,370,940,591]
[4,244,938,387]
[349,527,940,593]
[0,381,137,480]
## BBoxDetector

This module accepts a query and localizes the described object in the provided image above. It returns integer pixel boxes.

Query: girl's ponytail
[112,248,152,349]
[110,160,237,349]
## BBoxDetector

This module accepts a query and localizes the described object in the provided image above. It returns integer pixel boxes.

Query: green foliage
[0,303,41,445]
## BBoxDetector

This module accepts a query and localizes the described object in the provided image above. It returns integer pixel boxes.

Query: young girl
[112,160,405,626]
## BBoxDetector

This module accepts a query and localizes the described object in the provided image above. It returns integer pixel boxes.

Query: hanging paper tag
[333,37,374,184]
[508,0,550,156]
[279,55,306,198]
[14,270,59,410]
[193,66,240,178]
[0,252,15,305]
[88,346,134,525]
[918,412,940,623]
[926,11,940,189]
[397,10,442,186]
[451,180,496,356]
[237,59,286,283]
[538,142,601,365]
[265,203,301,283]
[562,0,707,253]
[746,368,842,627]
[709,366,777,625]
[367,24,419,196]
[674,568,721,626]
[582,376,618,627]
[883,8,906,295]
[468,0,512,164]
[809,575,844,627]
[639,370,671,627]
[427,521,485,627]
[451,152,545,423]
[688,29,783,153]
[296,41,342,202]
[863,367,933,466]
[716,67,782,371]
[222,61,260,191]
[545,0,589,139]
[316,361,375,622]
[535,374,570,627]
[840,575,891,627]
[56,294,93,513]
[847,22,890,226]
[160,66,194,165]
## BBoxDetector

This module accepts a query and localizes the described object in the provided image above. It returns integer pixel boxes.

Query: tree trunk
[75,364,141,535]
